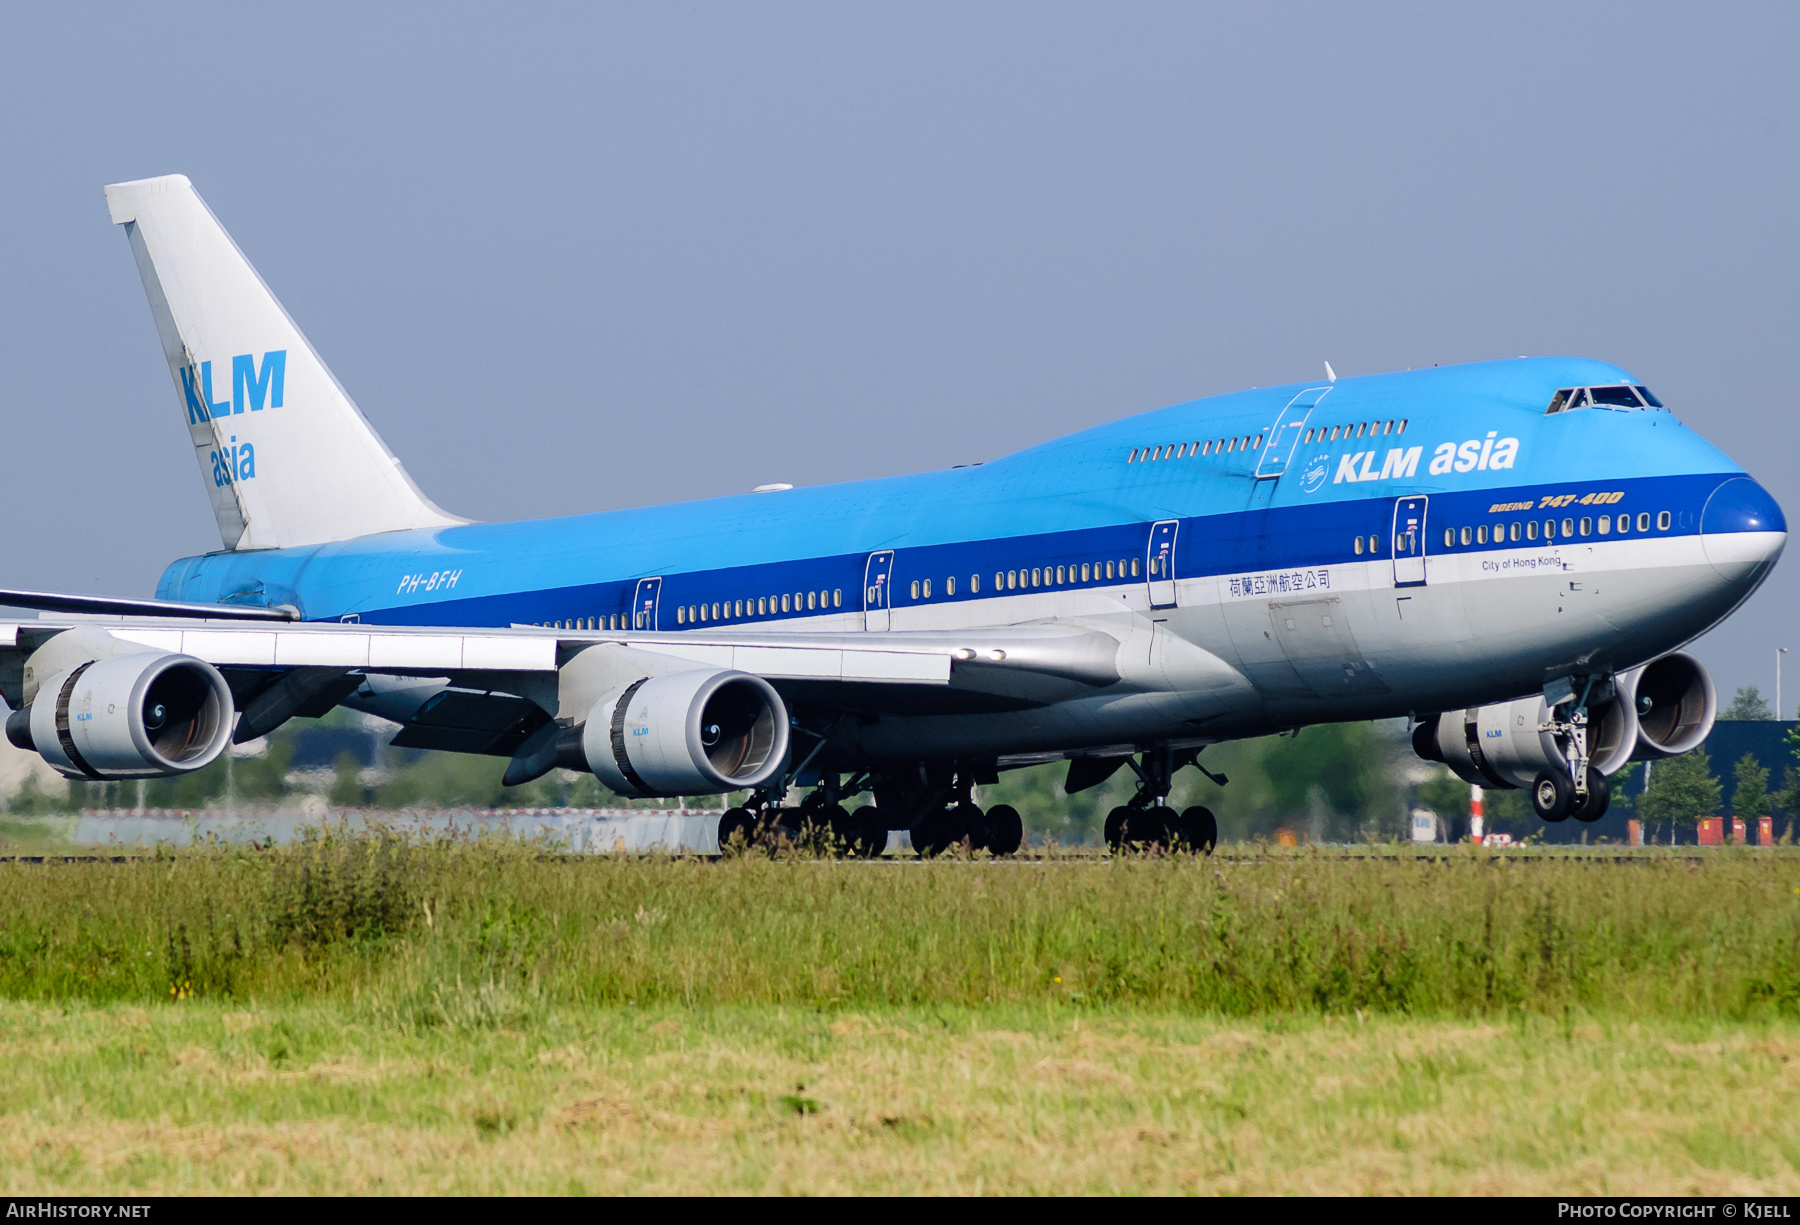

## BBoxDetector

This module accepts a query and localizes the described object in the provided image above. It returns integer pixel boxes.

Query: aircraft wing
[0,613,1128,755]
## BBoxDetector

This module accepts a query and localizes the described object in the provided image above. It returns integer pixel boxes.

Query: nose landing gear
[1533,676,1615,824]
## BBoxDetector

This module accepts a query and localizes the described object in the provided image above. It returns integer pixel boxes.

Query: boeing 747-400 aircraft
[0,175,1784,852]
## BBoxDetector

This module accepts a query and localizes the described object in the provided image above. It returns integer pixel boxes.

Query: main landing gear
[717,772,888,857]
[882,764,1023,857]
[1531,676,1612,824]
[1099,745,1218,855]
[715,767,1025,858]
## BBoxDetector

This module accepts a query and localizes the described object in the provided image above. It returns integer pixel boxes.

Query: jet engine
[580,668,789,797]
[1412,651,1717,788]
[1619,651,1716,759]
[4,652,235,779]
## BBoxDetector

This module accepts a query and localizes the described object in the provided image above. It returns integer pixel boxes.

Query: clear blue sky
[2,2,1796,704]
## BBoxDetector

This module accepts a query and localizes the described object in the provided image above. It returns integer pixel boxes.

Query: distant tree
[4,774,71,815]
[1732,753,1770,827]
[1415,767,1470,828]
[1607,762,1639,815]
[230,734,295,801]
[1776,766,1800,843]
[1722,686,1775,720]
[1261,722,1401,840]
[1638,748,1722,843]
[328,751,366,808]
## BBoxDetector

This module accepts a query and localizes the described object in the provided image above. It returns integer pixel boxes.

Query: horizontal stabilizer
[0,588,297,622]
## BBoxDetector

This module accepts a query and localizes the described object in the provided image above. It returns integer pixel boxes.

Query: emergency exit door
[1391,497,1427,587]
[1256,386,1330,479]
[631,577,663,629]
[863,551,894,631]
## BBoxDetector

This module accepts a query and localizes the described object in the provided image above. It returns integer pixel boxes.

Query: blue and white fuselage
[155,356,1782,765]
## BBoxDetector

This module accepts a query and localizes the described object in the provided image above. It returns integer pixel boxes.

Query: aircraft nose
[1700,476,1786,585]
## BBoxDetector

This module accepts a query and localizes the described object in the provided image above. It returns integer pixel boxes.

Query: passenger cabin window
[1657,511,1671,530]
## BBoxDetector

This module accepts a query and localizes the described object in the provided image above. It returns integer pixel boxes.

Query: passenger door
[863,551,894,631]
[1255,387,1331,479]
[1391,496,1428,587]
[631,577,662,630]
[1146,520,1179,609]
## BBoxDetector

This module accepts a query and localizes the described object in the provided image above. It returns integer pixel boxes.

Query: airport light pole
[1780,647,1790,721]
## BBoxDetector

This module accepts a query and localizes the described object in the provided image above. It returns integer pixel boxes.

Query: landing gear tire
[1107,806,1176,852]
[762,807,808,847]
[980,804,1024,856]
[717,806,758,853]
[847,806,888,858]
[1147,805,1179,849]
[912,805,971,857]
[1177,805,1217,855]
[1104,806,1132,852]
[1572,768,1610,823]
[1532,769,1575,823]
[818,804,856,854]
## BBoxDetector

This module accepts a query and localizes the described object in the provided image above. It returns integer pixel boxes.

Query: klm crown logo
[180,350,286,425]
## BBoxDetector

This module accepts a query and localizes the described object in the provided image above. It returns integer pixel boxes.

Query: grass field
[2,836,1798,1194]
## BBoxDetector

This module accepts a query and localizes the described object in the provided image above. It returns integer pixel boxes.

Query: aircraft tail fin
[103,174,464,551]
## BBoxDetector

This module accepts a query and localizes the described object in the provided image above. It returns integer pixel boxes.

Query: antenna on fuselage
[1324,361,1338,383]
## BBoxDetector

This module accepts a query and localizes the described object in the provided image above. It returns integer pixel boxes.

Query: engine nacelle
[580,668,789,797]
[6,652,235,779]
[1620,651,1716,759]
[1414,651,1718,786]
[1416,690,1636,790]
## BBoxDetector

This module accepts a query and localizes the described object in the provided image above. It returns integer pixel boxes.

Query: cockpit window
[1589,385,1644,408]
[1566,387,1588,408]
[1634,385,1664,407]
[1546,389,1573,414]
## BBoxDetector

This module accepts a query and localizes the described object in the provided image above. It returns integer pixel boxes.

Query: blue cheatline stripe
[242,469,1737,629]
